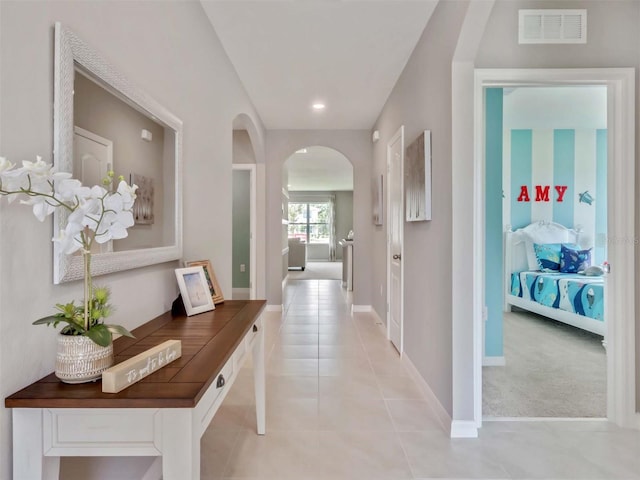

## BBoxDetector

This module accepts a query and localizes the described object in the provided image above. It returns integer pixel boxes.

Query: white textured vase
[55,334,114,384]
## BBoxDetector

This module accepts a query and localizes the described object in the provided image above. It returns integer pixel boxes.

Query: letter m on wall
[535,185,550,202]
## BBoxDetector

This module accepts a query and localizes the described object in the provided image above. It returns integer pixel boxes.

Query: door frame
[232,163,257,300]
[386,126,405,354]
[473,68,636,428]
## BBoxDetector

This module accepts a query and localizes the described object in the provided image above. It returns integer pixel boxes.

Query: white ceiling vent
[519,9,587,44]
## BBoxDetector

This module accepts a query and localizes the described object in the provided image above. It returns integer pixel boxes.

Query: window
[288,202,330,244]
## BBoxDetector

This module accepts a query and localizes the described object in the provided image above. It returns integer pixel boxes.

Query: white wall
[266,130,372,307]
[371,0,471,417]
[0,2,264,478]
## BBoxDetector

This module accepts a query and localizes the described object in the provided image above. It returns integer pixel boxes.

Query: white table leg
[13,409,60,480]
[161,409,199,480]
[252,322,266,435]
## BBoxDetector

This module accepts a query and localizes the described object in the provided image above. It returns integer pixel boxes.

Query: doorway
[387,126,404,354]
[471,68,635,429]
[483,85,608,418]
[282,146,354,286]
[232,129,257,300]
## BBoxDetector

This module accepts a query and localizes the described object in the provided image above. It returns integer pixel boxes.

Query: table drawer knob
[216,374,225,389]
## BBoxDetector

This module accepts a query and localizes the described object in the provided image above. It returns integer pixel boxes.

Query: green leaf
[32,315,63,326]
[85,324,112,347]
[105,324,135,339]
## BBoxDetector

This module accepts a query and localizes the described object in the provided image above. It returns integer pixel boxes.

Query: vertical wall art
[373,174,383,226]
[131,173,154,225]
[405,130,432,222]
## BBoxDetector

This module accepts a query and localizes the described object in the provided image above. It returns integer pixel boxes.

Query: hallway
[201,280,640,479]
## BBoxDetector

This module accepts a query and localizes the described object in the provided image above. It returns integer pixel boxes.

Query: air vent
[519,9,587,44]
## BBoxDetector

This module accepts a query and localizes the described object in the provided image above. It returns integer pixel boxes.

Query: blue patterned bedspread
[510,272,604,321]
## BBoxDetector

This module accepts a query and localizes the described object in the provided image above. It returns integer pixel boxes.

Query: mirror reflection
[54,22,182,283]
[73,68,175,252]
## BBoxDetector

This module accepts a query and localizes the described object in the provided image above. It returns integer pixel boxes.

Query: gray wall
[266,130,372,306]
[74,72,168,250]
[233,170,251,289]
[371,0,470,416]
[473,0,640,415]
[233,129,256,164]
[0,2,264,478]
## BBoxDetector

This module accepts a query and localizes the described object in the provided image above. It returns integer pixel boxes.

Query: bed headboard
[504,221,581,276]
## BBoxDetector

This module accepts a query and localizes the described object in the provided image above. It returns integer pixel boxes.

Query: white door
[73,126,113,253]
[74,126,113,186]
[387,126,404,354]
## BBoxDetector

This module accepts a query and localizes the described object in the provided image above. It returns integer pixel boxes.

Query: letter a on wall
[517,185,530,202]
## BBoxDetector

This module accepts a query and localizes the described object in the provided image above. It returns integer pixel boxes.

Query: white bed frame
[504,221,606,338]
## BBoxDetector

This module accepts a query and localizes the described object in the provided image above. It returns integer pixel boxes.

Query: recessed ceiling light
[296,148,308,154]
[312,103,326,111]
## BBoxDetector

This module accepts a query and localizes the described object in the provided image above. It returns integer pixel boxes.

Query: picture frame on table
[184,259,225,304]
[174,266,215,316]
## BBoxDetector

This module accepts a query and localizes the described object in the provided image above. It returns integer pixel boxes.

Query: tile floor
[202,279,640,479]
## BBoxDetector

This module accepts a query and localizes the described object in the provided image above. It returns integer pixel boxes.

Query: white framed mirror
[53,22,183,283]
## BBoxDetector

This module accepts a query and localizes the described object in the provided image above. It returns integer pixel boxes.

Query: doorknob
[393,254,401,260]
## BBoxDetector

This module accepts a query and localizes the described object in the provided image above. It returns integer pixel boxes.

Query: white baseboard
[266,304,282,312]
[232,288,250,300]
[450,420,479,438]
[483,356,506,366]
[141,457,162,480]
[351,304,372,314]
[402,352,453,436]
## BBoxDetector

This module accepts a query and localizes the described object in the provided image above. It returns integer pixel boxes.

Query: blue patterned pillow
[533,243,562,271]
[560,244,592,273]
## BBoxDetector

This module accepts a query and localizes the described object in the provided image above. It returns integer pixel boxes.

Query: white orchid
[0,156,138,342]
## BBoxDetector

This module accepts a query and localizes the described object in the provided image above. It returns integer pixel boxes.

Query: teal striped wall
[485,88,503,358]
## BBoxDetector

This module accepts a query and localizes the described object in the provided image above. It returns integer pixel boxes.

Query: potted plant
[0,155,136,383]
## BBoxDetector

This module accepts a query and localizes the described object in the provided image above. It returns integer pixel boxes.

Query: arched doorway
[282,146,354,286]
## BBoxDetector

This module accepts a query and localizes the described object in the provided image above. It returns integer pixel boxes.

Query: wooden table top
[5,300,266,409]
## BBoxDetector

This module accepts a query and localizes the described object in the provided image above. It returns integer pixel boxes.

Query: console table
[5,300,266,480]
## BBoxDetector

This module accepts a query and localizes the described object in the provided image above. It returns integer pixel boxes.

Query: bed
[504,221,605,338]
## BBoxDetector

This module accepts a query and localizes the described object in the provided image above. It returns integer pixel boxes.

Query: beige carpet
[483,309,606,418]
[287,261,342,280]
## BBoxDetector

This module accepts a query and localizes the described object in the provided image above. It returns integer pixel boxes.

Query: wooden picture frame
[184,259,224,304]
[174,266,215,316]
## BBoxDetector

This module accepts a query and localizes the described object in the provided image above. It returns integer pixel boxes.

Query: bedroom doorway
[483,85,608,418]
[472,69,636,428]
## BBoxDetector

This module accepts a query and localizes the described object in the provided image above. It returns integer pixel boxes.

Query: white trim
[265,304,282,312]
[471,68,636,430]
[386,126,405,354]
[233,164,257,300]
[450,420,478,438]
[482,356,505,367]
[402,351,452,436]
[351,305,372,314]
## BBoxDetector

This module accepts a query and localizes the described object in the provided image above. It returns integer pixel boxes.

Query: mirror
[53,23,183,283]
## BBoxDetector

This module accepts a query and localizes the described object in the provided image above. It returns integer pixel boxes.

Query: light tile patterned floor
[202,279,640,479]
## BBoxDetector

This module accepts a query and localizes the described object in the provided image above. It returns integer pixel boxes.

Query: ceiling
[285,146,353,191]
[201,1,438,130]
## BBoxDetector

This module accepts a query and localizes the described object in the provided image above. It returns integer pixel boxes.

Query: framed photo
[405,130,432,222]
[174,266,215,316]
[184,259,224,304]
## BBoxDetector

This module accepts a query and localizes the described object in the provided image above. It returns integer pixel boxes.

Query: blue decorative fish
[578,191,594,205]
